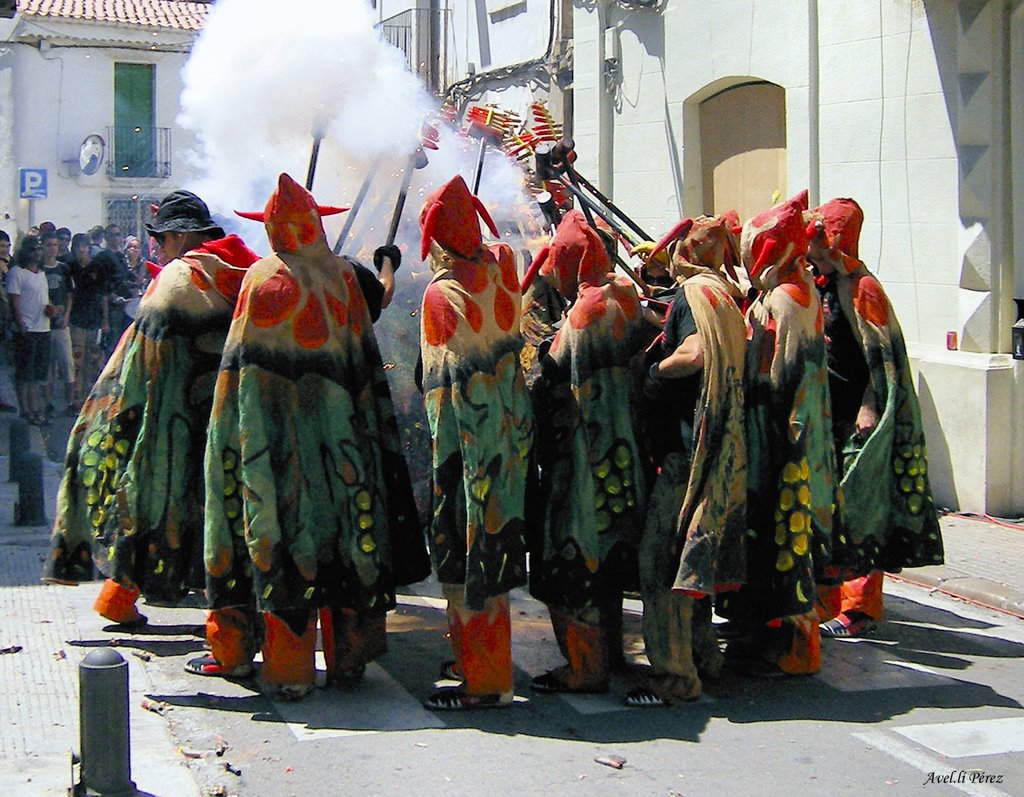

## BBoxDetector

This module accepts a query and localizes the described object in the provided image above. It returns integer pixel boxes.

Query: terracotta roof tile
[18,0,212,32]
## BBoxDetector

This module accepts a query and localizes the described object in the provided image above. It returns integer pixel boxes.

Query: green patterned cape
[203,248,428,630]
[720,267,838,622]
[826,265,944,575]
[528,278,649,611]
[420,243,533,611]
[45,237,256,602]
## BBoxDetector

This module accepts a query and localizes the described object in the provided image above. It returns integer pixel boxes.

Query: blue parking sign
[19,168,48,199]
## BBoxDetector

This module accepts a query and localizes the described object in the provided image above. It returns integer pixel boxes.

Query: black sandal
[531,670,609,694]
[184,655,254,680]
[820,611,876,638]
[624,686,669,707]
[424,686,513,711]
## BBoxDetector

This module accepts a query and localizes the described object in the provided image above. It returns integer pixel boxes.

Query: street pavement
[2,412,1024,797]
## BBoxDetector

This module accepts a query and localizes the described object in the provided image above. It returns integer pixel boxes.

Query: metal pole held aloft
[333,158,382,255]
[386,148,429,247]
[305,135,323,191]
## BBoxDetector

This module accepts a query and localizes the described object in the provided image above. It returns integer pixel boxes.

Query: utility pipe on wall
[807,0,820,207]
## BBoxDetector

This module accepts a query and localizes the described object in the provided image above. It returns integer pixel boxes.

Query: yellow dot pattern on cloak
[895,441,930,516]
[83,412,137,544]
[774,457,813,597]
[221,448,244,536]
[590,440,638,535]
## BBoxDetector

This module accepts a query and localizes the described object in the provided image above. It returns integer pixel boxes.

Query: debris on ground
[215,736,229,756]
[180,749,203,759]
[203,787,228,797]
[140,698,166,715]
[131,650,152,662]
[0,645,23,655]
[223,762,242,776]
[594,755,626,769]
[53,649,66,660]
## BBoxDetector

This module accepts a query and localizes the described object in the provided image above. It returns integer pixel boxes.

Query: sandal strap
[624,687,667,707]
[425,687,512,711]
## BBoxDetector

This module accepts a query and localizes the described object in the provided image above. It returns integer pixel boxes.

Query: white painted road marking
[854,729,1012,797]
[274,662,445,740]
[894,717,1024,758]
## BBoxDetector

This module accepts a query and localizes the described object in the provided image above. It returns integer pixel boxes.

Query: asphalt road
[125,578,1024,797]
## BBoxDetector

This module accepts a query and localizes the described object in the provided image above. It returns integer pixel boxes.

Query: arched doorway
[699,81,787,221]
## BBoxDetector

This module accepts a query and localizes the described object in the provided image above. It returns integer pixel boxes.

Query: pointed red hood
[740,189,810,280]
[418,175,498,260]
[235,173,347,253]
[521,210,609,298]
[805,197,864,274]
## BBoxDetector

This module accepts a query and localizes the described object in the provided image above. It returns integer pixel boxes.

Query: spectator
[39,221,57,236]
[88,225,106,253]
[0,229,12,319]
[56,227,73,262]
[39,232,75,415]
[124,235,156,295]
[97,223,134,356]
[68,232,111,405]
[0,230,16,413]
[6,235,56,424]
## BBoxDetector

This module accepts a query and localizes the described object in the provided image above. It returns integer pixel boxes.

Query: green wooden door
[114,63,155,177]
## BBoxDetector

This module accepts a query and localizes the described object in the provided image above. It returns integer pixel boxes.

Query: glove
[630,241,669,268]
[642,361,664,400]
[373,244,402,274]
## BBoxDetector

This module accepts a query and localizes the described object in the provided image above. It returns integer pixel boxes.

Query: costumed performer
[520,210,651,695]
[717,190,838,677]
[805,197,943,637]
[418,175,534,710]
[193,173,428,697]
[44,191,259,626]
[627,213,748,705]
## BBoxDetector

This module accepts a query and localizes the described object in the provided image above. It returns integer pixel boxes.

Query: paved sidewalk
[2,412,1023,795]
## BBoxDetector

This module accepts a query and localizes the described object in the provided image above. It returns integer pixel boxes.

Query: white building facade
[0,1,208,240]
[571,0,1024,516]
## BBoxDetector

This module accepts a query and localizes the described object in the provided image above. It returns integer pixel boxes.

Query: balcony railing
[378,7,452,95]
[106,126,172,179]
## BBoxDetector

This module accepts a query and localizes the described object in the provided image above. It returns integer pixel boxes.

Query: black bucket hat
[146,190,224,238]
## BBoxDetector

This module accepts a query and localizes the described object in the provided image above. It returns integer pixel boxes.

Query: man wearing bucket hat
[45,190,259,631]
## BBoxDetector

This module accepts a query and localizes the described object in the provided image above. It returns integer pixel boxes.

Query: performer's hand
[373,244,402,274]
[643,362,663,400]
[630,241,669,269]
[855,403,878,440]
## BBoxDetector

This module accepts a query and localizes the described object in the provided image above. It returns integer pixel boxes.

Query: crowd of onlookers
[0,220,160,425]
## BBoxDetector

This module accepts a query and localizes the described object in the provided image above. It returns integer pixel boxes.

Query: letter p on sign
[19,168,48,199]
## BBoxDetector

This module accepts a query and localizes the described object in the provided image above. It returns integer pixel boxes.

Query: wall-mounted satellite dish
[79,134,105,176]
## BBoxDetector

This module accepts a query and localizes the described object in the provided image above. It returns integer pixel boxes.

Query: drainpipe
[998,0,1014,354]
[807,0,820,206]
[598,0,614,196]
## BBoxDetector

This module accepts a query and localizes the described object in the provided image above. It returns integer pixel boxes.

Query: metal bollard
[78,649,136,796]
[14,451,47,526]
[7,417,30,482]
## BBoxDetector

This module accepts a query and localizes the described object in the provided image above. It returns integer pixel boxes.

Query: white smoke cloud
[176,0,548,506]
[178,0,543,262]
[179,0,432,217]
